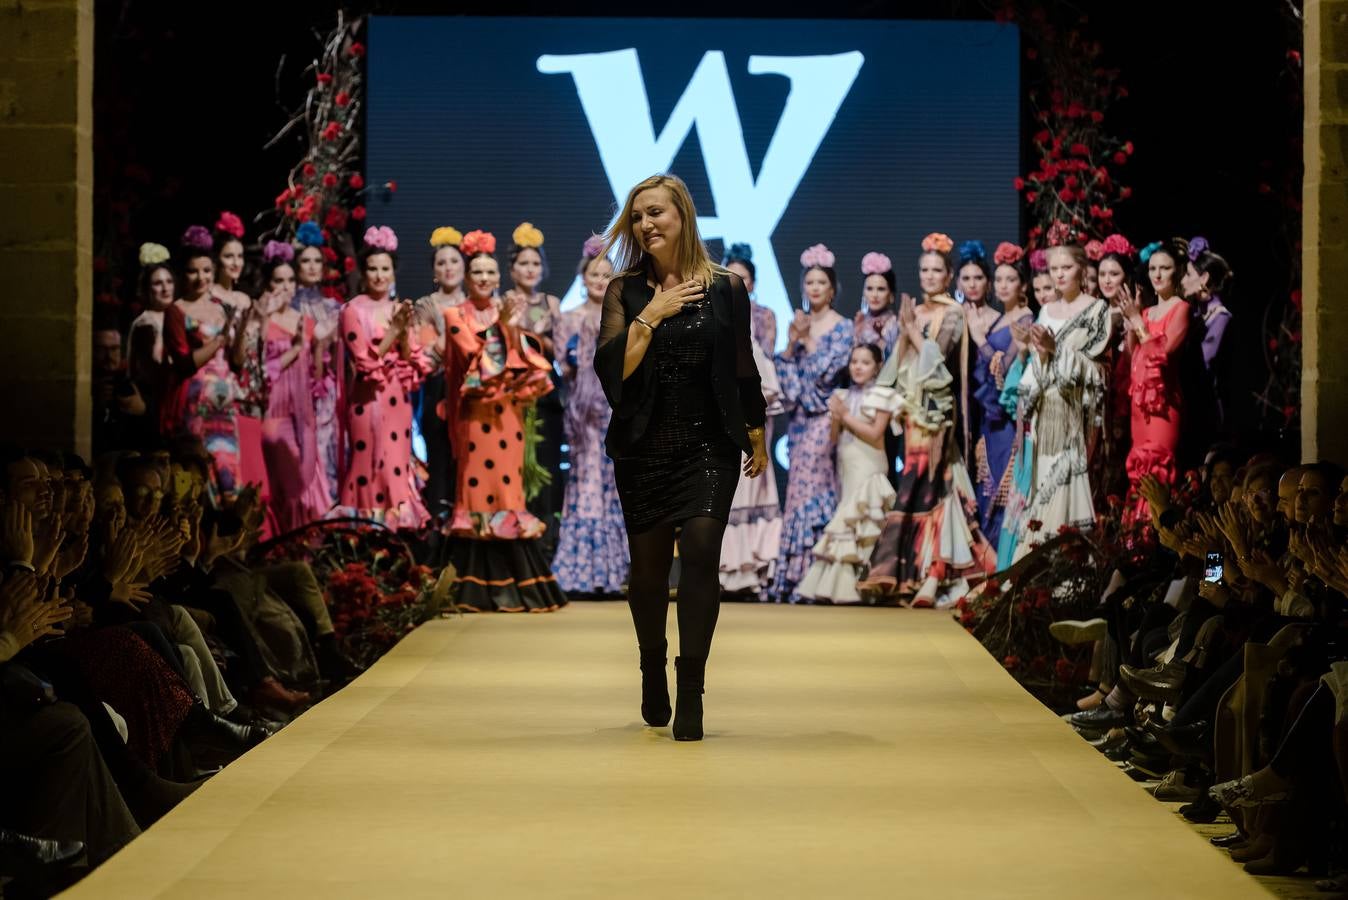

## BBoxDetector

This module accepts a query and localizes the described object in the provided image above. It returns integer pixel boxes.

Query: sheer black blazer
[594,269,766,459]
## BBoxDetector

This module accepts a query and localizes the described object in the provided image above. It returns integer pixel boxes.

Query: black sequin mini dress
[612,298,741,534]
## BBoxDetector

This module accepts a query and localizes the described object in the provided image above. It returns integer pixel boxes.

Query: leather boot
[639,643,671,727]
[672,656,705,742]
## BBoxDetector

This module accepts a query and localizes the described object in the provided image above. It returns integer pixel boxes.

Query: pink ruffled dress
[262,315,332,532]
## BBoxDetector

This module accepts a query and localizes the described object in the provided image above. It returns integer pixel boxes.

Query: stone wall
[1304,0,1348,463]
[0,0,93,459]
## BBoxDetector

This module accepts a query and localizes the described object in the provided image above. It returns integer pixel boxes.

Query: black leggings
[627,516,726,661]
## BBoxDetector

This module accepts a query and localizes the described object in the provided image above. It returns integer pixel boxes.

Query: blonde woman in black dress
[595,174,769,741]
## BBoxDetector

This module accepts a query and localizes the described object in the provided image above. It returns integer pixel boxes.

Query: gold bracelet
[634,315,655,332]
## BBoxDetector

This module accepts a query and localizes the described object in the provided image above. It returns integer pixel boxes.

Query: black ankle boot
[672,656,705,741]
[639,645,671,727]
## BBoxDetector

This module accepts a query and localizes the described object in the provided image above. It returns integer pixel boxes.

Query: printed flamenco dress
[859,301,995,606]
[1124,299,1189,527]
[1011,298,1113,560]
[795,384,896,604]
[719,338,784,596]
[293,286,344,506]
[442,304,567,612]
[161,301,243,501]
[261,315,332,532]
[972,309,1033,547]
[337,295,432,529]
[771,319,853,602]
[551,303,629,596]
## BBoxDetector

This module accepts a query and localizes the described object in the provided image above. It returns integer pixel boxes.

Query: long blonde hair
[602,174,722,287]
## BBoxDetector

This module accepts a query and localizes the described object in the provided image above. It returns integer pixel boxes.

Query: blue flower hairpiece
[723,241,753,264]
[1139,241,1163,263]
[1188,236,1209,260]
[958,239,987,265]
[296,221,325,248]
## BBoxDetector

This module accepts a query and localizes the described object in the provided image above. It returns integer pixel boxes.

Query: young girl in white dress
[796,344,896,604]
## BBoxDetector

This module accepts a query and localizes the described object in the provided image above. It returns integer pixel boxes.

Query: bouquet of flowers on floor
[259,519,455,667]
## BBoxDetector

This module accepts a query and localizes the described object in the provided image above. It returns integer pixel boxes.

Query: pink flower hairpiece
[921,232,954,255]
[263,240,294,263]
[460,229,496,257]
[1084,239,1105,262]
[860,252,892,276]
[1100,234,1134,257]
[362,226,398,253]
[993,242,1024,266]
[214,211,245,239]
[1028,249,1049,272]
[799,243,835,269]
[582,234,606,259]
[181,225,213,251]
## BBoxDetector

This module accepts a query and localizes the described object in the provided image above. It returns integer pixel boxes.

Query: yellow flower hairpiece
[512,222,544,249]
[139,242,171,267]
[429,226,463,248]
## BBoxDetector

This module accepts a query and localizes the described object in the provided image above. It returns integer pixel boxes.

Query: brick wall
[1304,0,1348,463]
[0,0,93,459]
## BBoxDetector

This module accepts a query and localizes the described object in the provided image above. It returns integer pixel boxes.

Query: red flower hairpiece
[214,211,244,239]
[460,230,497,257]
[993,242,1024,266]
[1100,234,1135,257]
[1084,240,1105,262]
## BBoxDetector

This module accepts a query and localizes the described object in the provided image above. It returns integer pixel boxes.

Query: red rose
[1026,191,1038,203]
[1070,142,1090,156]
[335,91,350,107]
[1054,658,1076,682]
[1120,186,1133,199]
[349,42,366,58]
[316,72,333,86]
[1290,330,1302,344]
[321,246,338,264]
[321,172,338,188]
[1123,141,1134,155]
[302,162,317,178]
[1060,188,1075,202]
[1291,289,1302,310]
[1066,101,1086,118]
[322,122,343,141]
[1113,151,1127,165]
[1117,86,1129,99]
[1003,655,1021,670]
[984,578,1000,593]
[385,180,398,193]
[1027,519,1043,532]
[1267,337,1279,352]
[351,205,366,221]
[324,206,348,230]
[1064,175,1079,187]
[960,609,976,626]
[343,256,356,274]
[1090,110,1104,124]
[1283,405,1297,421]
[349,173,364,189]
[1288,49,1302,64]
[274,187,292,208]
[1033,129,1051,144]
[1013,176,1026,190]
[1016,601,1033,617]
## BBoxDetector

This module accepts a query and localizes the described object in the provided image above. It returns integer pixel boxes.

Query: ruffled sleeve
[892,338,956,436]
[1129,302,1190,417]
[341,298,429,392]
[859,384,900,424]
[1027,299,1112,408]
[775,320,852,416]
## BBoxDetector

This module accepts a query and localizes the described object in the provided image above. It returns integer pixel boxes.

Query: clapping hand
[31,516,65,576]
[0,572,72,650]
[0,501,34,568]
[1117,283,1144,328]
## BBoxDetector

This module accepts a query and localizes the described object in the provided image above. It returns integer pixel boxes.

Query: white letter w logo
[538,48,864,344]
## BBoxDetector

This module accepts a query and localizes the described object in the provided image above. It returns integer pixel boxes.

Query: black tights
[627,516,725,661]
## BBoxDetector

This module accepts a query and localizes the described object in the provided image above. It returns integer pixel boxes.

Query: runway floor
[63,602,1270,899]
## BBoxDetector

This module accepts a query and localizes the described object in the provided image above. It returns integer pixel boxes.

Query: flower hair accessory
[1028,249,1049,272]
[512,222,544,249]
[958,240,987,265]
[993,242,1024,266]
[1084,240,1105,262]
[139,242,170,267]
[921,232,954,255]
[723,242,753,264]
[296,221,325,247]
[362,226,399,253]
[214,211,245,240]
[430,226,463,249]
[263,240,294,263]
[460,230,496,257]
[181,225,213,251]
[1188,236,1210,260]
[799,243,835,269]
[860,252,892,275]
[1100,234,1134,257]
[582,234,606,259]
[1139,241,1163,263]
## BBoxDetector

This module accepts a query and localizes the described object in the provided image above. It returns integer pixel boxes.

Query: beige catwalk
[62,603,1267,899]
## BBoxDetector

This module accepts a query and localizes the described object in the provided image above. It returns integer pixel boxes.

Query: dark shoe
[1070,705,1128,730]
[1179,792,1221,823]
[184,703,273,750]
[1103,741,1134,763]
[1148,719,1211,758]
[0,830,83,871]
[1210,831,1247,849]
[1126,750,1171,779]
[1088,730,1127,754]
[639,644,671,727]
[315,633,365,683]
[1119,659,1188,704]
[1122,725,1160,752]
[672,656,705,742]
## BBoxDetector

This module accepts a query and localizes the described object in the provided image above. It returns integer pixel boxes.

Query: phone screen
[1204,552,1224,584]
